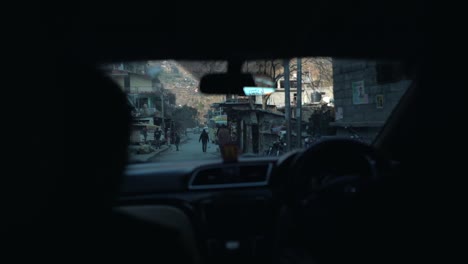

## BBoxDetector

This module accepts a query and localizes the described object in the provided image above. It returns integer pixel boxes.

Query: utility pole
[296,58,302,148]
[284,59,291,151]
[160,93,165,130]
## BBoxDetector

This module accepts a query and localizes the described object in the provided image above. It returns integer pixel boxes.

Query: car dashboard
[118,157,280,263]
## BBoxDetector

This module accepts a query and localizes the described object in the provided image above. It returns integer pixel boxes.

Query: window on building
[136,98,149,108]
[124,63,134,72]
[279,80,298,88]
[290,81,298,88]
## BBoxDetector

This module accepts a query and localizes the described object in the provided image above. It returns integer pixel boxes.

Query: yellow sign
[376,95,384,108]
[213,115,227,122]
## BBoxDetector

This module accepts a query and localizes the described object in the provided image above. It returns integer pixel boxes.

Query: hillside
[149,60,224,124]
[148,58,333,123]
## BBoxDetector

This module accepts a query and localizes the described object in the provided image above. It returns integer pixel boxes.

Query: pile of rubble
[128,143,157,155]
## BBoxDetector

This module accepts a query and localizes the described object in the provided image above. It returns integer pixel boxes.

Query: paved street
[149,132,220,162]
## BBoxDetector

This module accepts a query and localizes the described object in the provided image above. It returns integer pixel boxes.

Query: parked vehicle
[344,126,367,143]
[266,139,287,156]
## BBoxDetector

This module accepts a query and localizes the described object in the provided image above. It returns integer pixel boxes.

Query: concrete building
[105,62,177,144]
[331,59,411,141]
[254,75,333,108]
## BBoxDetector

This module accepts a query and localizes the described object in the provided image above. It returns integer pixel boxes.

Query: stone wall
[332,59,411,141]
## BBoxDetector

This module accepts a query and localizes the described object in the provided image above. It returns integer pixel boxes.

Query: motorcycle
[344,126,366,143]
[266,140,287,156]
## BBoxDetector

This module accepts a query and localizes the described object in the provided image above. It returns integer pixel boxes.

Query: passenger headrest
[56,63,131,214]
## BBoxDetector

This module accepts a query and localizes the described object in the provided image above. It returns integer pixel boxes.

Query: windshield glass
[101,58,411,163]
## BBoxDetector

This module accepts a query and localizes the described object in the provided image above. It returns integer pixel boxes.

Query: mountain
[149,60,225,124]
[149,58,333,123]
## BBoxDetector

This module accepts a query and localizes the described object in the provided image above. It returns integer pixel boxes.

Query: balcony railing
[138,108,158,116]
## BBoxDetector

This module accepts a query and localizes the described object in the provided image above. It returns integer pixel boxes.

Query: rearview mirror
[199,73,256,96]
[243,74,276,96]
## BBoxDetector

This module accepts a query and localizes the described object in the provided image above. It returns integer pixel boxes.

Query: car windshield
[101,58,411,163]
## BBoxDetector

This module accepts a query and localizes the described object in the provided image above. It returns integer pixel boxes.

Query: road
[149,132,220,162]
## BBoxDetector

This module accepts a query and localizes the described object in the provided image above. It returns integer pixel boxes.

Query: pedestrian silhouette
[199,129,209,152]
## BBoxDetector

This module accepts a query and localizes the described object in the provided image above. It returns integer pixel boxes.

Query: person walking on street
[171,130,175,146]
[154,128,162,149]
[199,129,209,153]
[174,132,181,151]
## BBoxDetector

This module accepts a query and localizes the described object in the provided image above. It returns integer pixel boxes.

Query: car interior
[3,1,458,264]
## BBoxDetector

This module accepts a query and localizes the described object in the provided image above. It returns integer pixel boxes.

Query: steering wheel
[274,138,388,263]
[290,138,384,201]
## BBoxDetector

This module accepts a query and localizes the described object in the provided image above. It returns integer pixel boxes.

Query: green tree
[197,101,204,111]
[172,105,199,131]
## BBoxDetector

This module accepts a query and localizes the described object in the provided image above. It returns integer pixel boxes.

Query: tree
[177,61,227,79]
[171,105,199,131]
[302,57,333,88]
[244,58,333,109]
[244,59,284,109]
[178,59,332,110]
[197,101,204,111]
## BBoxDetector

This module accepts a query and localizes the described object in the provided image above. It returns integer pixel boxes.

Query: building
[331,60,411,141]
[214,99,309,154]
[104,62,177,144]
[254,73,333,106]
[219,102,283,154]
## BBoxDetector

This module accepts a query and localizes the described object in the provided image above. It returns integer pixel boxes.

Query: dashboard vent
[188,163,272,190]
[191,168,224,186]
[238,165,269,182]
